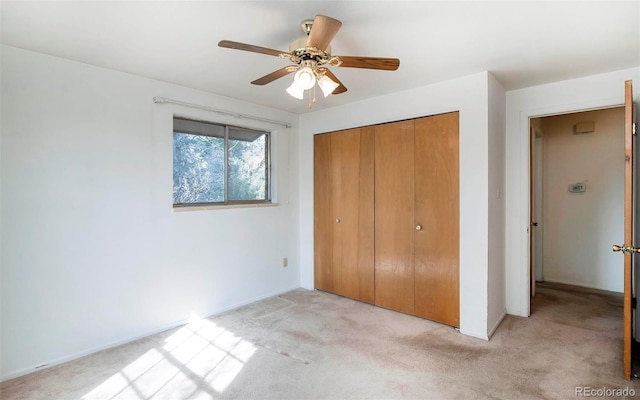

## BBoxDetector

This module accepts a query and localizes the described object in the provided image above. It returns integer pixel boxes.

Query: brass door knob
[612,244,640,255]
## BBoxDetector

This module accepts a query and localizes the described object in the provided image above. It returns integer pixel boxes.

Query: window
[172,117,270,206]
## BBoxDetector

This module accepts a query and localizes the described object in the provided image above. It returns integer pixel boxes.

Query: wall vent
[574,121,595,134]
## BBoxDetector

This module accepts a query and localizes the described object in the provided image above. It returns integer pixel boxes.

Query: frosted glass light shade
[286,81,304,99]
[294,67,316,90]
[318,75,340,97]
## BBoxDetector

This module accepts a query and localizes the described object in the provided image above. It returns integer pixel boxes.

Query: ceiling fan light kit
[294,64,317,90]
[218,15,400,109]
[286,81,305,99]
[317,74,340,97]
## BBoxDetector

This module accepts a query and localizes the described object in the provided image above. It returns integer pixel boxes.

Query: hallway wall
[539,108,625,292]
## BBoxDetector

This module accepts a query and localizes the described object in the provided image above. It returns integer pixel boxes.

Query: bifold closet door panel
[331,128,374,303]
[314,128,375,303]
[330,130,348,296]
[414,112,460,327]
[356,127,375,304]
[314,133,337,293]
[374,120,415,314]
[334,127,375,303]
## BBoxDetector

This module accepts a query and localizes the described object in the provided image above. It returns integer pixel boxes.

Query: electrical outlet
[283,257,288,268]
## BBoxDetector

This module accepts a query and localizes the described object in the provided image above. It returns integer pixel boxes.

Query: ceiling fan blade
[251,67,296,85]
[336,56,400,71]
[307,15,342,51]
[319,69,347,94]
[218,40,285,57]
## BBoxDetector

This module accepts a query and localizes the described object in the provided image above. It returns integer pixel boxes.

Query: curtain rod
[153,96,292,128]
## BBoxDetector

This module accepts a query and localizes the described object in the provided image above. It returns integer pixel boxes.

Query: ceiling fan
[218,15,400,107]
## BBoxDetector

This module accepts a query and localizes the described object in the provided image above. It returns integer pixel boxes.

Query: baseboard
[506,307,528,318]
[540,278,621,294]
[0,285,301,383]
[488,311,507,339]
[459,328,489,341]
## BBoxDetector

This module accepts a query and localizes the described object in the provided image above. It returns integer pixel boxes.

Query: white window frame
[172,117,271,207]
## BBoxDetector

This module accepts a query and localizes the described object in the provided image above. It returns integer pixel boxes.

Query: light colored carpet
[2,283,639,399]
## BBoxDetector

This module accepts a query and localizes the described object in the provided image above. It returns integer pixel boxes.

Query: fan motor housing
[289,37,331,55]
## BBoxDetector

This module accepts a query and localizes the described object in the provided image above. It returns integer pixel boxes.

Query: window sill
[173,202,279,212]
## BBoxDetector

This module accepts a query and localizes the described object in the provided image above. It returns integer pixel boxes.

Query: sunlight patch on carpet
[82,315,257,399]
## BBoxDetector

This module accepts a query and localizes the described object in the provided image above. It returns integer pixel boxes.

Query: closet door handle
[415,224,422,231]
[336,218,341,223]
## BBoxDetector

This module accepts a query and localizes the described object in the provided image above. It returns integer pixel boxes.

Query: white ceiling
[2,1,639,114]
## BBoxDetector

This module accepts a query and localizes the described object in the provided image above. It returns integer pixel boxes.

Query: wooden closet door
[314,129,375,303]
[356,127,375,304]
[314,133,337,292]
[414,112,460,327]
[375,120,415,314]
[333,128,375,303]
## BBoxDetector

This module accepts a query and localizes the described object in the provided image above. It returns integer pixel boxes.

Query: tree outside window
[173,118,270,206]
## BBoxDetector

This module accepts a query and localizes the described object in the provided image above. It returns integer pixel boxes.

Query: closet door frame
[314,112,460,325]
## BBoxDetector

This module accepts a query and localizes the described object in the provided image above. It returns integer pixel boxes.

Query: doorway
[529,107,625,297]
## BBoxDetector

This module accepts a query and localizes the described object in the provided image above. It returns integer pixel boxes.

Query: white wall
[298,72,497,340]
[541,108,624,291]
[0,45,300,380]
[487,73,507,337]
[505,67,640,317]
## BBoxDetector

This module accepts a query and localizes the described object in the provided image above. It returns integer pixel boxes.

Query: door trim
[519,102,626,316]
